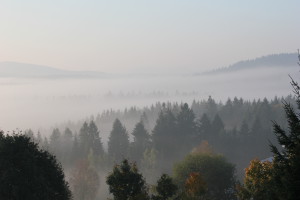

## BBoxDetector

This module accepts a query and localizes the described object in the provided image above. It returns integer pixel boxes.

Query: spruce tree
[198,113,211,141]
[152,109,177,166]
[270,77,300,199]
[131,120,150,164]
[176,103,197,157]
[108,119,129,163]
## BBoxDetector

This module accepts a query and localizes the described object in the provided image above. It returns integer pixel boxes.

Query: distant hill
[202,53,298,75]
[0,62,106,78]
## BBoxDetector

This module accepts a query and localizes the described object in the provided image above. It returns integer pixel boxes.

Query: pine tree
[269,53,300,199]
[176,103,197,157]
[108,119,129,163]
[270,78,300,199]
[78,121,104,160]
[49,128,62,161]
[131,120,150,164]
[198,113,211,141]
[88,121,104,157]
[152,109,177,166]
[62,128,73,166]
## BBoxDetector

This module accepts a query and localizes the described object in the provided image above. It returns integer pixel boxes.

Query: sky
[0,0,299,73]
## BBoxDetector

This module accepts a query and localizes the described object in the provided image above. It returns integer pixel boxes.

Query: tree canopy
[173,153,236,200]
[106,159,148,200]
[0,132,71,200]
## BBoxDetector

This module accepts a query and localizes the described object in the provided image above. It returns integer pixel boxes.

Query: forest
[8,94,294,199]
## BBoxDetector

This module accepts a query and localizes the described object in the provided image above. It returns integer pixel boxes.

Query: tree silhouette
[106,159,148,200]
[108,119,129,163]
[270,76,300,199]
[0,132,71,200]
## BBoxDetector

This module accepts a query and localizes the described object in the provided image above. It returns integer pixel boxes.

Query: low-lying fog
[0,66,298,132]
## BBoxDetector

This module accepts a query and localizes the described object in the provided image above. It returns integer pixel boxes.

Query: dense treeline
[23,95,294,199]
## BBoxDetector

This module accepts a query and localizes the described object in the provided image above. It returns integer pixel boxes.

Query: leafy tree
[184,172,207,199]
[270,76,300,199]
[191,140,214,155]
[108,119,129,163]
[0,132,71,200]
[106,159,148,200]
[152,174,178,200]
[173,153,236,200]
[237,159,276,200]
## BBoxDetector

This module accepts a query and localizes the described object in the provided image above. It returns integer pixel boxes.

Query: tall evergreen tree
[270,77,300,200]
[198,113,211,141]
[49,128,62,161]
[176,103,197,156]
[108,119,129,163]
[88,121,104,157]
[152,109,177,167]
[211,114,225,136]
[62,128,73,166]
[78,121,104,159]
[239,120,249,137]
[131,120,150,165]
[79,122,90,158]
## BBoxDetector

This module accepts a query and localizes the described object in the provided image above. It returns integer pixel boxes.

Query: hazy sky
[0,0,299,73]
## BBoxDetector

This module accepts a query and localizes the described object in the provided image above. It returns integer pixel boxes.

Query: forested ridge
[18,95,295,199]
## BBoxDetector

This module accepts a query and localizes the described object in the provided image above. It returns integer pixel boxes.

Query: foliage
[173,153,236,200]
[106,159,149,200]
[269,75,300,199]
[152,174,178,200]
[184,172,206,199]
[0,132,71,200]
[191,140,214,155]
[237,159,276,200]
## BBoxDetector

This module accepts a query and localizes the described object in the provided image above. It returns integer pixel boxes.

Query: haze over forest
[1,1,300,200]
[0,53,298,131]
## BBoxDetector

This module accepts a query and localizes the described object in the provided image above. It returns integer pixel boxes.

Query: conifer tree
[131,120,150,164]
[176,103,197,157]
[270,76,300,199]
[198,113,211,140]
[108,119,129,163]
[50,128,62,161]
[152,109,177,165]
